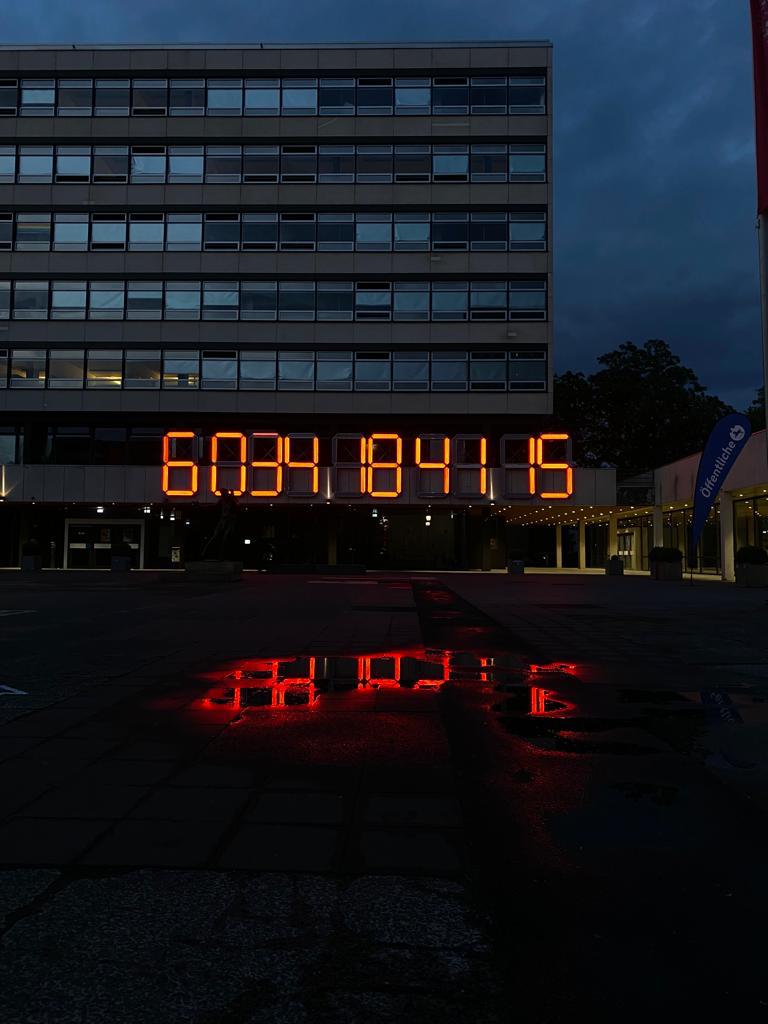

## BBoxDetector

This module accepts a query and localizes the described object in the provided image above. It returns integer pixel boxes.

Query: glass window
[394,145,431,182]
[51,280,87,319]
[55,146,91,181]
[18,146,53,182]
[432,77,469,114]
[278,351,314,389]
[204,214,240,250]
[509,76,546,113]
[355,283,391,320]
[244,79,280,115]
[241,282,277,321]
[470,280,507,320]
[58,79,92,116]
[128,214,164,251]
[433,212,468,251]
[130,147,166,183]
[393,351,428,390]
[168,146,203,183]
[282,79,317,115]
[357,78,393,115]
[470,77,507,114]
[166,214,201,251]
[318,145,354,182]
[125,350,161,389]
[132,79,167,114]
[279,281,315,320]
[470,352,507,389]
[394,213,430,251]
[316,351,352,390]
[356,214,392,251]
[0,146,15,182]
[91,215,127,250]
[95,79,129,116]
[393,281,429,321]
[11,349,46,387]
[15,214,51,251]
[319,79,355,115]
[21,79,55,115]
[170,79,205,116]
[239,350,276,389]
[165,281,201,320]
[202,352,237,389]
[243,146,279,182]
[206,79,243,115]
[433,146,469,181]
[205,146,241,182]
[508,350,546,390]
[93,146,129,182]
[203,280,239,320]
[53,214,88,251]
[0,81,17,114]
[126,426,163,462]
[48,349,84,388]
[89,281,124,320]
[395,79,430,115]
[162,350,199,389]
[92,427,128,464]
[48,426,90,463]
[280,213,316,251]
[431,351,468,389]
[470,212,507,251]
[0,282,8,319]
[13,282,49,320]
[509,144,546,181]
[508,280,547,320]
[356,145,392,182]
[509,212,547,250]
[281,146,316,181]
[0,215,11,250]
[471,144,507,182]
[86,350,123,388]
[355,353,391,390]
[0,424,12,461]
[317,213,354,252]
[242,214,278,251]
[432,282,468,321]
[127,281,163,320]
[317,281,353,321]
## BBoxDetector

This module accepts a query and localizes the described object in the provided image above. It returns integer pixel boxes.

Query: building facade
[0,42,613,570]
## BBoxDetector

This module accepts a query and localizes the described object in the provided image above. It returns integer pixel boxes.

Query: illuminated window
[162,432,198,497]
[366,434,402,498]
[250,433,283,496]
[211,433,246,495]
[333,434,366,497]
[284,434,319,495]
[416,436,450,496]
[453,435,487,496]
[86,350,122,389]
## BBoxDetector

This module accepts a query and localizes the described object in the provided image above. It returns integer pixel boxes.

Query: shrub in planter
[735,546,768,587]
[20,538,41,572]
[649,546,683,580]
[605,554,624,576]
[110,540,133,572]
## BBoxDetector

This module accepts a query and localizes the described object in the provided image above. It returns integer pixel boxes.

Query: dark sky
[0,0,761,408]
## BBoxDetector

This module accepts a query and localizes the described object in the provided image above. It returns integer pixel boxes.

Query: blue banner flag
[691,413,752,552]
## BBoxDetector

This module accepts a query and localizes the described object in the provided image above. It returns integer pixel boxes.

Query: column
[608,513,619,558]
[578,519,586,569]
[720,492,735,582]
[555,524,563,568]
[652,505,664,548]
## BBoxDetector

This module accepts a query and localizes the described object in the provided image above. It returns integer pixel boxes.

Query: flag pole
[760,213,768,452]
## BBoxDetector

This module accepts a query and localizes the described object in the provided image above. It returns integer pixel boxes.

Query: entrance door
[65,520,143,569]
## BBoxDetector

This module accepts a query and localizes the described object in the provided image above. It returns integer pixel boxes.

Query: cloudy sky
[0,0,761,407]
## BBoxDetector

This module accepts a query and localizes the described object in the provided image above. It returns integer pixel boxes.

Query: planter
[735,564,768,588]
[110,555,132,572]
[651,561,683,581]
[20,555,41,572]
[605,559,624,576]
[185,560,243,580]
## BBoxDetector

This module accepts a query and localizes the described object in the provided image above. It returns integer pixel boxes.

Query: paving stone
[245,792,345,824]
[357,828,463,873]
[0,818,110,865]
[112,739,210,761]
[363,794,463,826]
[74,759,179,787]
[129,786,248,821]
[21,784,150,820]
[0,736,43,760]
[219,824,341,871]
[82,819,227,867]
[27,737,121,762]
[167,762,254,788]
[0,708,96,737]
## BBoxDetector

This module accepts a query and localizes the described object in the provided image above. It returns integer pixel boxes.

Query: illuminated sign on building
[162,431,574,502]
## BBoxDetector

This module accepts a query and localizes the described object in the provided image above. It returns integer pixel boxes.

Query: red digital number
[162,431,198,496]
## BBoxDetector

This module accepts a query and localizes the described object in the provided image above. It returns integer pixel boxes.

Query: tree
[745,386,765,431]
[553,340,733,477]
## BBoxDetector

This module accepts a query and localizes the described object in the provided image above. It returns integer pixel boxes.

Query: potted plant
[649,546,684,581]
[605,554,624,576]
[20,538,41,572]
[110,540,133,572]
[735,546,768,587]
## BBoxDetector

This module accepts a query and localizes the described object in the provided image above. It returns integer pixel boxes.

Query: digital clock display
[162,430,574,502]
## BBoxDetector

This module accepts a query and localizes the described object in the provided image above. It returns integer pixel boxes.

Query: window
[166,214,201,251]
[0,425,16,462]
[317,281,353,321]
[244,79,280,115]
[168,146,203,183]
[204,213,241,250]
[203,281,239,320]
[55,146,91,182]
[0,81,18,116]
[54,214,88,251]
[432,77,469,114]
[316,351,352,390]
[508,280,547,320]
[205,146,241,182]
[11,350,46,387]
[95,79,129,116]
[130,147,166,183]
[128,214,164,251]
[162,351,200,389]
[239,351,276,389]
[355,282,391,320]
[431,351,468,390]
[93,427,127,464]
[124,350,161,389]
[357,146,392,182]
[356,214,392,251]
[393,281,429,321]
[170,79,205,116]
[51,281,87,319]
[21,79,55,115]
[132,79,167,114]
[241,282,276,321]
[432,281,468,321]
[508,349,546,391]
[0,215,11,250]
[0,146,15,182]
[433,145,468,181]
[126,427,162,463]
[471,144,508,182]
[58,79,92,116]
[18,146,53,182]
[91,214,127,250]
[86,350,123,388]
[318,145,354,182]
[282,79,317,115]
[0,282,8,319]
[395,78,430,115]
[47,426,90,463]
[206,79,243,115]
[242,214,278,251]
[89,281,124,320]
[394,213,430,251]
[393,350,428,391]
[471,280,507,321]
[281,146,316,182]
[509,143,546,181]
[509,76,546,113]
[394,145,430,182]
[48,349,84,388]
[319,79,355,116]
[279,281,314,320]
[470,212,507,251]
[165,281,201,320]
[355,352,391,390]
[470,351,507,390]
[13,282,49,320]
[509,212,547,250]
[470,77,507,114]
[202,351,237,389]
[318,213,354,251]
[280,213,315,251]
[15,214,51,251]
[278,351,314,389]
[93,146,129,182]
[433,212,469,251]
[357,78,393,115]
[243,146,279,182]
[127,281,163,320]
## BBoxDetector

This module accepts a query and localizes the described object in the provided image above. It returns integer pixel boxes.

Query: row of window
[0,76,546,118]
[0,279,547,321]
[0,210,546,253]
[0,143,546,184]
[0,347,546,392]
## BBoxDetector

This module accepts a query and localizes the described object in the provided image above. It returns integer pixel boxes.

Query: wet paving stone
[244,791,346,824]
[82,819,228,868]
[129,786,248,822]
[357,828,463,874]
[219,824,342,871]
[0,818,111,865]
[21,784,150,820]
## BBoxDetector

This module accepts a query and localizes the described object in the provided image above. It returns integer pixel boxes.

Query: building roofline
[0,40,552,51]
